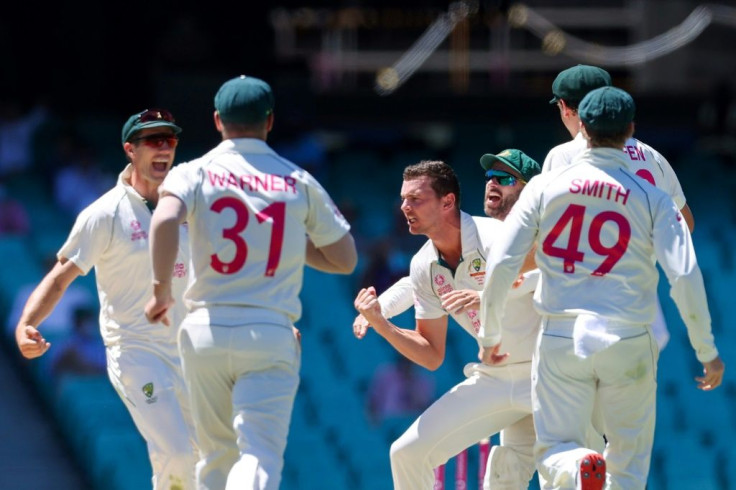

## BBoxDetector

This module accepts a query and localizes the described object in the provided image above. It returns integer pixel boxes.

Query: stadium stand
[0,119,732,489]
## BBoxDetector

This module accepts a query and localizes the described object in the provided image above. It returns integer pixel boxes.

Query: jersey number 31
[209,197,285,276]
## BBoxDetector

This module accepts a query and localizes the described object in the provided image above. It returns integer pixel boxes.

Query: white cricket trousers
[107,343,198,490]
[178,319,300,490]
[390,362,536,490]
[533,318,658,490]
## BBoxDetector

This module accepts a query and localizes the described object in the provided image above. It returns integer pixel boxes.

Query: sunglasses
[136,108,176,124]
[484,169,524,186]
[130,133,179,149]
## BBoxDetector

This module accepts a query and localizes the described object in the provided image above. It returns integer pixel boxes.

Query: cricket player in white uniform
[544,64,696,352]
[354,157,542,490]
[16,109,198,489]
[144,75,358,490]
[479,87,725,490]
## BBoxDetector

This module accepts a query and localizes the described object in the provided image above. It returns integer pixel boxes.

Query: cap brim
[480,154,522,178]
[137,121,182,134]
[549,96,559,104]
[479,153,496,170]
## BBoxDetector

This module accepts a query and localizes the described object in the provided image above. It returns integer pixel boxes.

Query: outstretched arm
[16,259,82,359]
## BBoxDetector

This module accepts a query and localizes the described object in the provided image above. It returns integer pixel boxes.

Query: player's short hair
[220,118,269,133]
[584,126,631,148]
[403,160,461,210]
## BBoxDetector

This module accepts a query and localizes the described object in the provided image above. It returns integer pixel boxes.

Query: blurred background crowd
[1,1,735,489]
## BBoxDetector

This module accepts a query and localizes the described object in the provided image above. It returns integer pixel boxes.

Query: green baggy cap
[479,149,541,182]
[579,86,636,133]
[550,65,612,105]
[215,75,274,124]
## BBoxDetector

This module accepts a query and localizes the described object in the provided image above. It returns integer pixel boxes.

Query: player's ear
[442,193,455,209]
[580,123,591,142]
[214,111,224,131]
[123,141,135,159]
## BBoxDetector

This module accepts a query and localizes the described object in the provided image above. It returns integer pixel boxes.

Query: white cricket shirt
[410,212,540,364]
[480,148,718,363]
[59,165,190,348]
[160,138,350,324]
[542,132,687,209]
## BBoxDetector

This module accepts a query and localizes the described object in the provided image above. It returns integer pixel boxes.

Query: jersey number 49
[542,204,631,276]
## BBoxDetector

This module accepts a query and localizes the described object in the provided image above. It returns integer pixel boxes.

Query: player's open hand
[479,343,509,365]
[441,289,480,314]
[16,325,51,359]
[353,313,372,339]
[695,355,725,391]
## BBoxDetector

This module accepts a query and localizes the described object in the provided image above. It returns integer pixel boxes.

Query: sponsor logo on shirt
[173,262,187,278]
[130,220,148,241]
[432,269,481,332]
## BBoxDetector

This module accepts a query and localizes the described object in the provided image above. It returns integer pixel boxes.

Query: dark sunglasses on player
[136,108,176,124]
[130,133,179,149]
[484,169,524,186]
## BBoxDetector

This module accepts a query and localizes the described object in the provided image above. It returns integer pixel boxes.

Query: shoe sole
[579,452,605,490]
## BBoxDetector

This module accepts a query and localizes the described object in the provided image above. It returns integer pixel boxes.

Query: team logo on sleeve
[142,382,158,404]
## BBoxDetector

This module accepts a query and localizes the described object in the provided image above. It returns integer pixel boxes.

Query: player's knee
[485,446,532,490]
[389,433,421,469]
[389,438,408,465]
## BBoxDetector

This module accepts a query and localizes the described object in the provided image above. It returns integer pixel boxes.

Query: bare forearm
[18,277,66,330]
[371,318,442,371]
[150,217,180,284]
[17,261,80,332]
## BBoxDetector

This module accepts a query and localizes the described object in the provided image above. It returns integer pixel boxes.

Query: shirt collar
[429,210,480,263]
[215,137,275,155]
[579,147,632,167]
[117,163,147,204]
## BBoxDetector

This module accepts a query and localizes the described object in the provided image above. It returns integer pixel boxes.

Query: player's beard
[484,187,522,220]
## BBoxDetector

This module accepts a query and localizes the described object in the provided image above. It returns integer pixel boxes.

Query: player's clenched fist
[16,325,51,359]
[353,287,386,335]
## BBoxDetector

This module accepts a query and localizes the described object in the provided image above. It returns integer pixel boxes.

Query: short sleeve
[58,206,113,275]
[304,174,351,248]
